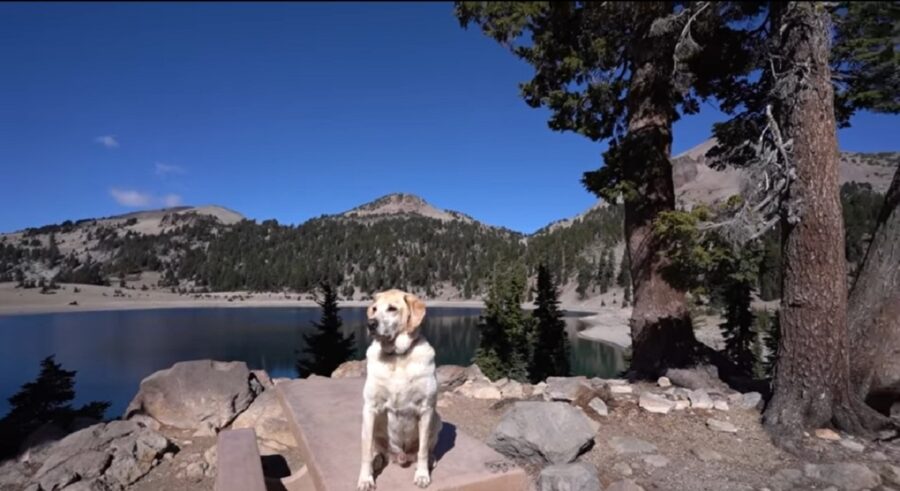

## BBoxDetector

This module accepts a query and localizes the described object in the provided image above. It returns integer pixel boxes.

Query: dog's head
[366,289,426,354]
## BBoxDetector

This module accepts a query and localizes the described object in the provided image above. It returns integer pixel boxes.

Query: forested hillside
[1,149,894,300]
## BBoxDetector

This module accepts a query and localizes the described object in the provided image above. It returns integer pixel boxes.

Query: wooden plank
[277,376,530,491]
[215,428,267,491]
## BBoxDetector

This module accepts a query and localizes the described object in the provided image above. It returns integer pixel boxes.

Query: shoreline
[0,281,637,350]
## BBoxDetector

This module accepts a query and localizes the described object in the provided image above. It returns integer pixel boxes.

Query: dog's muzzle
[367,318,378,333]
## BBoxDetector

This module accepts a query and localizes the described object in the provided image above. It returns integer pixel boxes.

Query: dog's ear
[404,293,426,332]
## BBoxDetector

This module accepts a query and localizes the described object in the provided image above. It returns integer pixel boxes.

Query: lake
[0,307,625,416]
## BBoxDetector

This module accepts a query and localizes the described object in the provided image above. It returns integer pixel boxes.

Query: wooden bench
[215,428,267,491]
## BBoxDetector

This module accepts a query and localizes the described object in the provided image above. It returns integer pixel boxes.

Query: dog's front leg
[357,403,377,491]
[413,409,434,488]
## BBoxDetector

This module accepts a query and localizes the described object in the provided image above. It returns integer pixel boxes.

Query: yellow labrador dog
[357,289,442,490]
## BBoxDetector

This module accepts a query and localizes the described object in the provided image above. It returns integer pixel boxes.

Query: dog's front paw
[413,468,431,488]
[357,474,376,491]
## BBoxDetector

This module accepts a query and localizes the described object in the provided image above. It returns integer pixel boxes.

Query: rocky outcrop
[488,402,596,465]
[331,360,366,378]
[5,420,174,491]
[124,360,263,435]
[231,388,296,448]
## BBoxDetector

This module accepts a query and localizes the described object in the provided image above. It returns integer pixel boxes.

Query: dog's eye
[387,305,398,312]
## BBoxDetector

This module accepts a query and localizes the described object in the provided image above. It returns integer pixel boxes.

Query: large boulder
[125,360,263,434]
[538,462,601,491]
[27,420,172,491]
[487,401,596,465]
[331,360,366,378]
[231,389,296,448]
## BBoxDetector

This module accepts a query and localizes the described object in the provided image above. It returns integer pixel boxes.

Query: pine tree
[474,263,532,381]
[296,282,356,378]
[0,356,109,459]
[529,264,570,383]
[719,281,756,375]
[616,250,630,289]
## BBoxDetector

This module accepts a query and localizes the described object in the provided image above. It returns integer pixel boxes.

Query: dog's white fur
[357,289,442,490]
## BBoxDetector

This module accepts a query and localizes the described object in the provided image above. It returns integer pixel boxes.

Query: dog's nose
[367,319,378,332]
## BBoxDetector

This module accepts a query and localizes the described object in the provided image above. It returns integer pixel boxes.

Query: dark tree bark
[763,2,886,437]
[622,8,696,378]
[849,167,900,404]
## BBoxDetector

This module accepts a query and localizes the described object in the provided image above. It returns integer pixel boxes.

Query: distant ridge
[340,193,476,224]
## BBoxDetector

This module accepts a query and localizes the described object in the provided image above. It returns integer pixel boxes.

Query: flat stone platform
[277,376,529,491]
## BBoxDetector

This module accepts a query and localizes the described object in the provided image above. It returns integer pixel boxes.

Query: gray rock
[544,377,593,402]
[58,479,115,491]
[499,379,528,399]
[688,389,714,410]
[231,389,296,448]
[331,359,366,378]
[251,369,274,390]
[31,420,171,490]
[608,436,657,455]
[0,460,29,488]
[125,360,262,433]
[738,392,763,410]
[606,479,645,491]
[638,393,675,414]
[538,462,601,491]
[456,380,502,400]
[488,401,596,465]
[706,418,737,433]
[588,397,609,417]
[665,365,728,391]
[838,439,865,452]
[465,364,489,383]
[803,462,881,491]
[691,447,723,462]
[883,464,900,486]
[657,376,672,388]
[713,400,730,411]
[642,454,669,468]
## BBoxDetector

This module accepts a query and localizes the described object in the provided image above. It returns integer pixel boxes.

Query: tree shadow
[433,422,457,463]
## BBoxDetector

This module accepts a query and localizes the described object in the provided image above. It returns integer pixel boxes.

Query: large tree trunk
[763,2,885,437]
[622,5,696,378]
[849,167,900,406]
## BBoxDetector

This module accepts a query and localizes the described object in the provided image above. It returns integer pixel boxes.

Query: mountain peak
[341,193,474,223]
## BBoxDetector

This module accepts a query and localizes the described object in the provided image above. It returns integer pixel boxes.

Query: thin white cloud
[95,135,119,149]
[110,188,152,207]
[162,194,183,207]
[109,189,184,208]
[154,162,186,176]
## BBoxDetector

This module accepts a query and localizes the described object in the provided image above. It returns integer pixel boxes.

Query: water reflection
[0,307,624,416]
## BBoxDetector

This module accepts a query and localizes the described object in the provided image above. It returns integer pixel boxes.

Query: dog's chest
[367,354,434,414]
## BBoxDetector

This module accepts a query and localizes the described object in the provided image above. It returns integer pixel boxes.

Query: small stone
[814,428,841,441]
[612,462,633,477]
[706,418,738,433]
[713,400,730,411]
[657,376,672,388]
[609,384,633,395]
[608,436,657,455]
[738,392,763,410]
[184,461,207,481]
[545,377,594,402]
[838,439,865,452]
[691,447,723,462]
[643,454,669,468]
[606,479,645,491]
[674,400,690,410]
[639,393,675,414]
[803,462,881,491]
[538,462,601,491]
[688,389,714,410]
[588,397,609,417]
[532,382,547,397]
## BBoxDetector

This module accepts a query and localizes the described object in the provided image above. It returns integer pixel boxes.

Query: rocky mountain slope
[0,143,895,300]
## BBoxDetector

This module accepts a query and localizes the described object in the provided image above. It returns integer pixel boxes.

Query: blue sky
[1,3,897,234]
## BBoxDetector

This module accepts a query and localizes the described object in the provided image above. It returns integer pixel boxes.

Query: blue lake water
[0,307,625,416]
